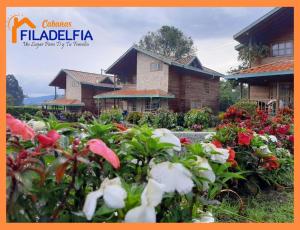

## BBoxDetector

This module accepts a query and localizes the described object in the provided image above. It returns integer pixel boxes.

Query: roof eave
[94,94,175,99]
[226,70,294,80]
[233,7,281,42]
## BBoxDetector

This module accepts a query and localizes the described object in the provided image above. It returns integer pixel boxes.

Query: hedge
[7,106,41,119]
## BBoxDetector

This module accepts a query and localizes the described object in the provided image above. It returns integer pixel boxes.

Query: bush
[126,112,142,125]
[153,108,177,129]
[184,107,213,129]
[7,106,41,119]
[138,112,156,127]
[234,100,257,116]
[99,108,123,124]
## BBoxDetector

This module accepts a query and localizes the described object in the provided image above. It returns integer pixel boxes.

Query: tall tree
[6,74,24,106]
[138,26,196,58]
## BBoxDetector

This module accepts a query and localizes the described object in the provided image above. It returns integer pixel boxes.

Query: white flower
[201,143,229,164]
[193,211,215,223]
[276,147,291,157]
[269,135,278,143]
[83,177,127,220]
[204,133,215,140]
[131,159,138,164]
[150,161,194,194]
[152,128,181,151]
[259,145,272,155]
[124,205,156,223]
[103,184,127,209]
[27,120,46,132]
[195,156,216,190]
[259,135,269,142]
[141,179,165,206]
[124,179,165,223]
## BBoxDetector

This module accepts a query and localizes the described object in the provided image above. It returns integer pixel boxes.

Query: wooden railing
[248,99,277,115]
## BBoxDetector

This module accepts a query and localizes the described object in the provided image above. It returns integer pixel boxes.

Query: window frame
[271,40,293,57]
[150,62,163,72]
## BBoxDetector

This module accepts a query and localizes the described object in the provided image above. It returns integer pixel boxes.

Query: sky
[6,7,272,97]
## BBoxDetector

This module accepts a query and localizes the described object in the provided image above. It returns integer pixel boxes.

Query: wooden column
[248,83,251,100]
[240,82,243,99]
[97,99,100,116]
[276,81,280,112]
[54,86,57,99]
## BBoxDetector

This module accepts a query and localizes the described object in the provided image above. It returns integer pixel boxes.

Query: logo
[7,14,94,48]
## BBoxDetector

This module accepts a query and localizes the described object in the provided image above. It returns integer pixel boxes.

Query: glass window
[131,101,137,111]
[150,62,162,72]
[271,41,293,57]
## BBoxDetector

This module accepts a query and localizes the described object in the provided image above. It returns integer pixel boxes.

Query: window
[72,80,80,87]
[150,62,162,72]
[131,101,137,111]
[145,98,160,111]
[271,41,293,57]
[204,82,210,94]
[190,101,202,109]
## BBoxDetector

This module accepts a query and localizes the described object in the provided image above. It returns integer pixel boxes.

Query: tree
[219,80,241,111]
[6,74,24,106]
[138,26,196,58]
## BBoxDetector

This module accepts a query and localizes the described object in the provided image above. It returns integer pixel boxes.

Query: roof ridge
[63,68,112,77]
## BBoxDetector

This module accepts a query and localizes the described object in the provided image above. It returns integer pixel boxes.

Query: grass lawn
[214,189,294,223]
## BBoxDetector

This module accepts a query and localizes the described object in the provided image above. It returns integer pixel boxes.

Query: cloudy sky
[6,7,272,97]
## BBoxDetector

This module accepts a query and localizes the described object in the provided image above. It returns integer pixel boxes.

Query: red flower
[87,139,120,169]
[262,156,280,171]
[238,132,253,146]
[6,113,35,141]
[212,139,222,148]
[258,130,265,135]
[114,123,128,132]
[180,137,192,145]
[37,130,61,148]
[288,135,294,143]
[227,147,237,167]
[276,124,290,135]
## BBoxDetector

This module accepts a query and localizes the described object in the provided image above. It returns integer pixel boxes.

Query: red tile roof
[238,59,293,74]
[43,98,84,106]
[94,89,175,99]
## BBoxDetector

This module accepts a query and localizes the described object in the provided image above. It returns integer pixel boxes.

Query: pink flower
[6,113,35,141]
[87,139,120,169]
[37,130,61,148]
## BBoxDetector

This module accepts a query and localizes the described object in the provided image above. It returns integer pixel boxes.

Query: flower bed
[6,109,293,222]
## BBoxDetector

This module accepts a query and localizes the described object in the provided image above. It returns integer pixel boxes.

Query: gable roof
[49,69,119,89]
[226,60,294,80]
[43,98,85,107]
[106,45,223,77]
[234,7,293,45]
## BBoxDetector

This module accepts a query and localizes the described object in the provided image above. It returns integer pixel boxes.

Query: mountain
[23,95,62,106]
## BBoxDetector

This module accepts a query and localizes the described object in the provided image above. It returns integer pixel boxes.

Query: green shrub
[153,108,178,129]
[126,111,142,125]
[7,106,41,120]
[184,107,213,129]
[99,108,123,124]
[138,112,156,127]
[234,100,257,116]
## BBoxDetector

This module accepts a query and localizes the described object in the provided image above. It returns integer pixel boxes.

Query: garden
[6,103,294,223]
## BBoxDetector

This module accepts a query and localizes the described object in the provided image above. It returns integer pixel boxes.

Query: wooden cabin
[226,7,294,114]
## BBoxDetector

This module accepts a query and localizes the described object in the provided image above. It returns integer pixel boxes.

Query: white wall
[136,52,169,92]
[65,74,82,101]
